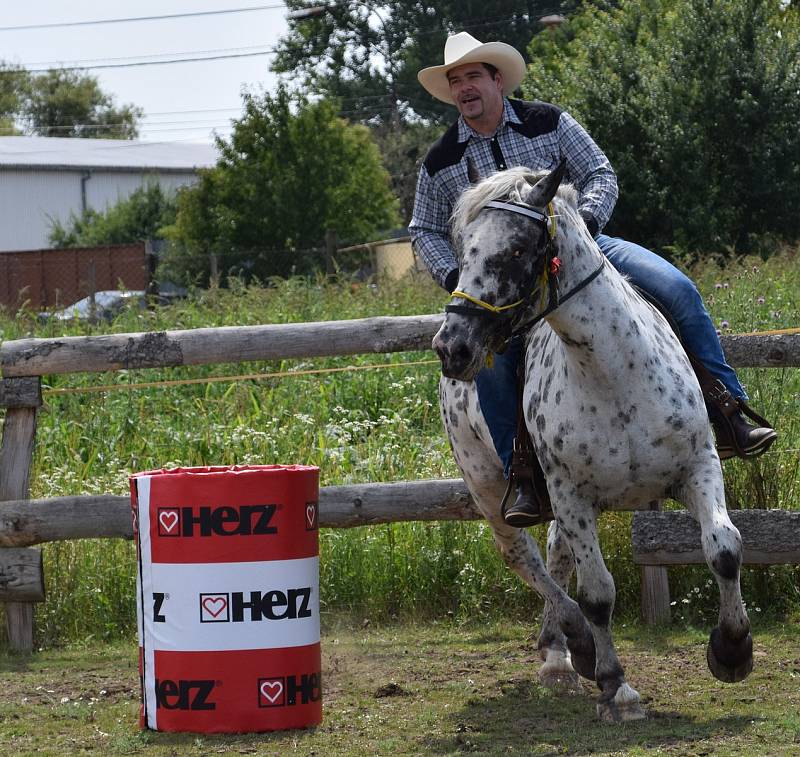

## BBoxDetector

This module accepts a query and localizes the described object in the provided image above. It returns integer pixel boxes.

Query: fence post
[0,377,43,652]
[639,500,671,625]
[145,239,159,299]
[325,229,337,276]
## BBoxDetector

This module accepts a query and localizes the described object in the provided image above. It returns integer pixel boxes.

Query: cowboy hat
[417,32,526,105]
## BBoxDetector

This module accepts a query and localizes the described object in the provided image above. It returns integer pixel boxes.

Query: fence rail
[2,319,799,377]
[1,316,798,652]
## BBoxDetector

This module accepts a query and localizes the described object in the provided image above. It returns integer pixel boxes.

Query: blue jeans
[475,235,745,476]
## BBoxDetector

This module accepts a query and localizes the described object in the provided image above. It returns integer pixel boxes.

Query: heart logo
[159,511,179,533]
[306,504,316,528]
[202,596,227,618]
[260,680,283,704]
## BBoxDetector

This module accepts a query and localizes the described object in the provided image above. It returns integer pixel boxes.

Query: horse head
[433,160,566,380]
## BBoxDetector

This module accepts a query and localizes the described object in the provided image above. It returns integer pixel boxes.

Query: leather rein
[445,200,605,334]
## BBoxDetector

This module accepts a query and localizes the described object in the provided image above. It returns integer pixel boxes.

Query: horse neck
[541,223,625,340]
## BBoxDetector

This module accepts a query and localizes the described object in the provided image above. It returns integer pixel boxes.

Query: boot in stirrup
[502,450,554,528]
[706,381,777,460]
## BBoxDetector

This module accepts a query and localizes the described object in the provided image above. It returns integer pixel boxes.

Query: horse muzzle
[432,319,489,381]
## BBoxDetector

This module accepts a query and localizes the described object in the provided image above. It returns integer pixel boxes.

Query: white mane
[451,167,580,244]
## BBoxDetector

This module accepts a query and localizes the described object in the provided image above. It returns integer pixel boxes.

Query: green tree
[525,0,800,256]
[276,2,579,224]
[23,69,142,138]
[49,182,177,248]
[166,86,399,282]
[277,1,579,125]
[0,63,29,135]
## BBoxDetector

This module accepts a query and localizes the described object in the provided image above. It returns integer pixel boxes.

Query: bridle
[445,199,605,334]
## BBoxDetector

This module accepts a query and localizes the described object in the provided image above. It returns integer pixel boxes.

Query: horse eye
[513,249,522,258]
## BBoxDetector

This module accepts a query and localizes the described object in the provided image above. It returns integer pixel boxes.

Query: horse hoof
[596,683,646,723]
[566,633,597,681]
[540,670,583,695]
[707,626,753,683]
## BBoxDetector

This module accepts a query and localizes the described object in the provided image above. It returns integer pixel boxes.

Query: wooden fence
[1,316,798,652]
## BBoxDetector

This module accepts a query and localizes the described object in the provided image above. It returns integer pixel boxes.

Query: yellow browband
[449,202,557,316]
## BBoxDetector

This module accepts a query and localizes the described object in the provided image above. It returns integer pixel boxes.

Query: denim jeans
[474,235,744,476]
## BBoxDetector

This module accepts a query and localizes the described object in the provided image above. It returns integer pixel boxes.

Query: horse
[431,161,753,722]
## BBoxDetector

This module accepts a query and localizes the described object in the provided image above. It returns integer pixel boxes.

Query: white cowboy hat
[417,32,527,105]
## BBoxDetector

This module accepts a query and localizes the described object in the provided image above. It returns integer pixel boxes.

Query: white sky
[1,1,291,143]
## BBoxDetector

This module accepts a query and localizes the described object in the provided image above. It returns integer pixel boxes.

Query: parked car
[40,290,146,322]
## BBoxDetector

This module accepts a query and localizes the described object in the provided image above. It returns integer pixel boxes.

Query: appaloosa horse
[432,161,753,721]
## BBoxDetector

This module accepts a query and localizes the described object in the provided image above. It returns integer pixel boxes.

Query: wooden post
[325,229,337,276]
[639,501,671,625]
[0,377,42,652]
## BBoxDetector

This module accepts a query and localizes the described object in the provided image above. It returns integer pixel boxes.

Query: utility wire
[22,49,276,73]
[0,4,287,33]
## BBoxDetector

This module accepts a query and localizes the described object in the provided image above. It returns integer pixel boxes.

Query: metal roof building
[0,137,218,252]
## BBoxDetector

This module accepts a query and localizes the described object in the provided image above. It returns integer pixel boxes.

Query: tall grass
[0,251,797,647]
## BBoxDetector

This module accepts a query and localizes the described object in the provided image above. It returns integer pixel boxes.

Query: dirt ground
[1,618,800,755]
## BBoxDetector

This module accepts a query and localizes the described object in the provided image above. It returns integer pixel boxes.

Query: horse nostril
[454,343,472,364]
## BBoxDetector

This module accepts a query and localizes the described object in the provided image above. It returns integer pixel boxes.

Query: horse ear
[523,158,567,207]
[466,157,481,184]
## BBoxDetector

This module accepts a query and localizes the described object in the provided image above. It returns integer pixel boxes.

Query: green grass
[1,617,799,755]
[0,250,798,647]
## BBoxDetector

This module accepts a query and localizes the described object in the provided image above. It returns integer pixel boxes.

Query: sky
[1,1,292,143]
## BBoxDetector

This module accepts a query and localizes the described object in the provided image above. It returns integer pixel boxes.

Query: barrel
[130,464,321,732]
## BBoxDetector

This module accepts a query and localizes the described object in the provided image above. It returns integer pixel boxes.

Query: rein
[446,199,605,332]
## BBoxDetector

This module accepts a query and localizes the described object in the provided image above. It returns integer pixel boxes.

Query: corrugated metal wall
[0,169,197,252]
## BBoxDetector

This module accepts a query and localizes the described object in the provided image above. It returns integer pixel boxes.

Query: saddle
[506,288,774,526]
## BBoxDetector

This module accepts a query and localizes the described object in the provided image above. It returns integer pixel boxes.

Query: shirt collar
[457,99,521,142]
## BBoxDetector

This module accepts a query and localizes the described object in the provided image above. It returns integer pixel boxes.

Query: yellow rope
[449,289,524,313]
[42,359,441,397]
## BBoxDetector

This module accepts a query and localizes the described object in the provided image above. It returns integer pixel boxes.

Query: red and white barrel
[130,464,321,733]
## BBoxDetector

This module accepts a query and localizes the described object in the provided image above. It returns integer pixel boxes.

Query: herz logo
[155,678,216,710]
[199,593,230,623]
[257,673,321,708]
[305,501,318,531]
[156,505,278,537]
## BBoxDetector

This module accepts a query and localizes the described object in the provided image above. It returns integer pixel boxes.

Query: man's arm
[557,111,618,236]
[409,166,459,292]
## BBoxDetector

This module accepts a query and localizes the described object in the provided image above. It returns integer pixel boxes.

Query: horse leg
[561,504,646,722]
[538,520,583,692]
[680,462,753,683]
[453,468,597,686]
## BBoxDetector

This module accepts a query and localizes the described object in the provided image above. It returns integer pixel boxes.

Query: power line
[0,4,287,33]
[23,43,277,69]
[24,49,276,73]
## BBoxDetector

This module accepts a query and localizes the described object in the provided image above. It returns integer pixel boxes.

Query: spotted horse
[432,161,753,722]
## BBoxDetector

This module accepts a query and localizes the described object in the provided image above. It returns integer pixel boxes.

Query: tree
[49,182,177,248]
[23,69,142,139]
[0,63,28,135]
[275,1,579,225]
[165,86,399,282]
[525,0,800,256]
[276,1,579,125]
[0,63,142,138]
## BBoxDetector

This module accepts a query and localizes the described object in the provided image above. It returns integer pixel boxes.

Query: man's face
[446,63,504,124]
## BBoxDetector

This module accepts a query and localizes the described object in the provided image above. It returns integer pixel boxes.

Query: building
[0,137,217,252]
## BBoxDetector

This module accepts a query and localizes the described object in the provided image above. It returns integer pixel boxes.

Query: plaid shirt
[409,98,618,288]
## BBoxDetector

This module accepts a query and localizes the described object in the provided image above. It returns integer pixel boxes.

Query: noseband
[445,200,605,332]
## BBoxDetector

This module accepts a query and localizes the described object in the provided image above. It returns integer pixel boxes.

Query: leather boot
[503,476,554,528]
[705,381,777,460]
[712,409,777,460]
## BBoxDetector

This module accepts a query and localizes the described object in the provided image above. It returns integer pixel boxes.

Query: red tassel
[549,257,562,275]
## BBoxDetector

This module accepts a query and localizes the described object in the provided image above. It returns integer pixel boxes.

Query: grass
[1,616,799,755]
[0,249,798,647]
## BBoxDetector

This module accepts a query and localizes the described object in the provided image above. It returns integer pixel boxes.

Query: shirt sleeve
[557,111,618,233]
[408,165,459,289]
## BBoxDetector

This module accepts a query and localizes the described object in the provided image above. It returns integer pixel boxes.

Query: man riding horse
[409,31,777,528]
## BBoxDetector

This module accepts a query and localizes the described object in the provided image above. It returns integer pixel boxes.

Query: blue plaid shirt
[409,99,618,289]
